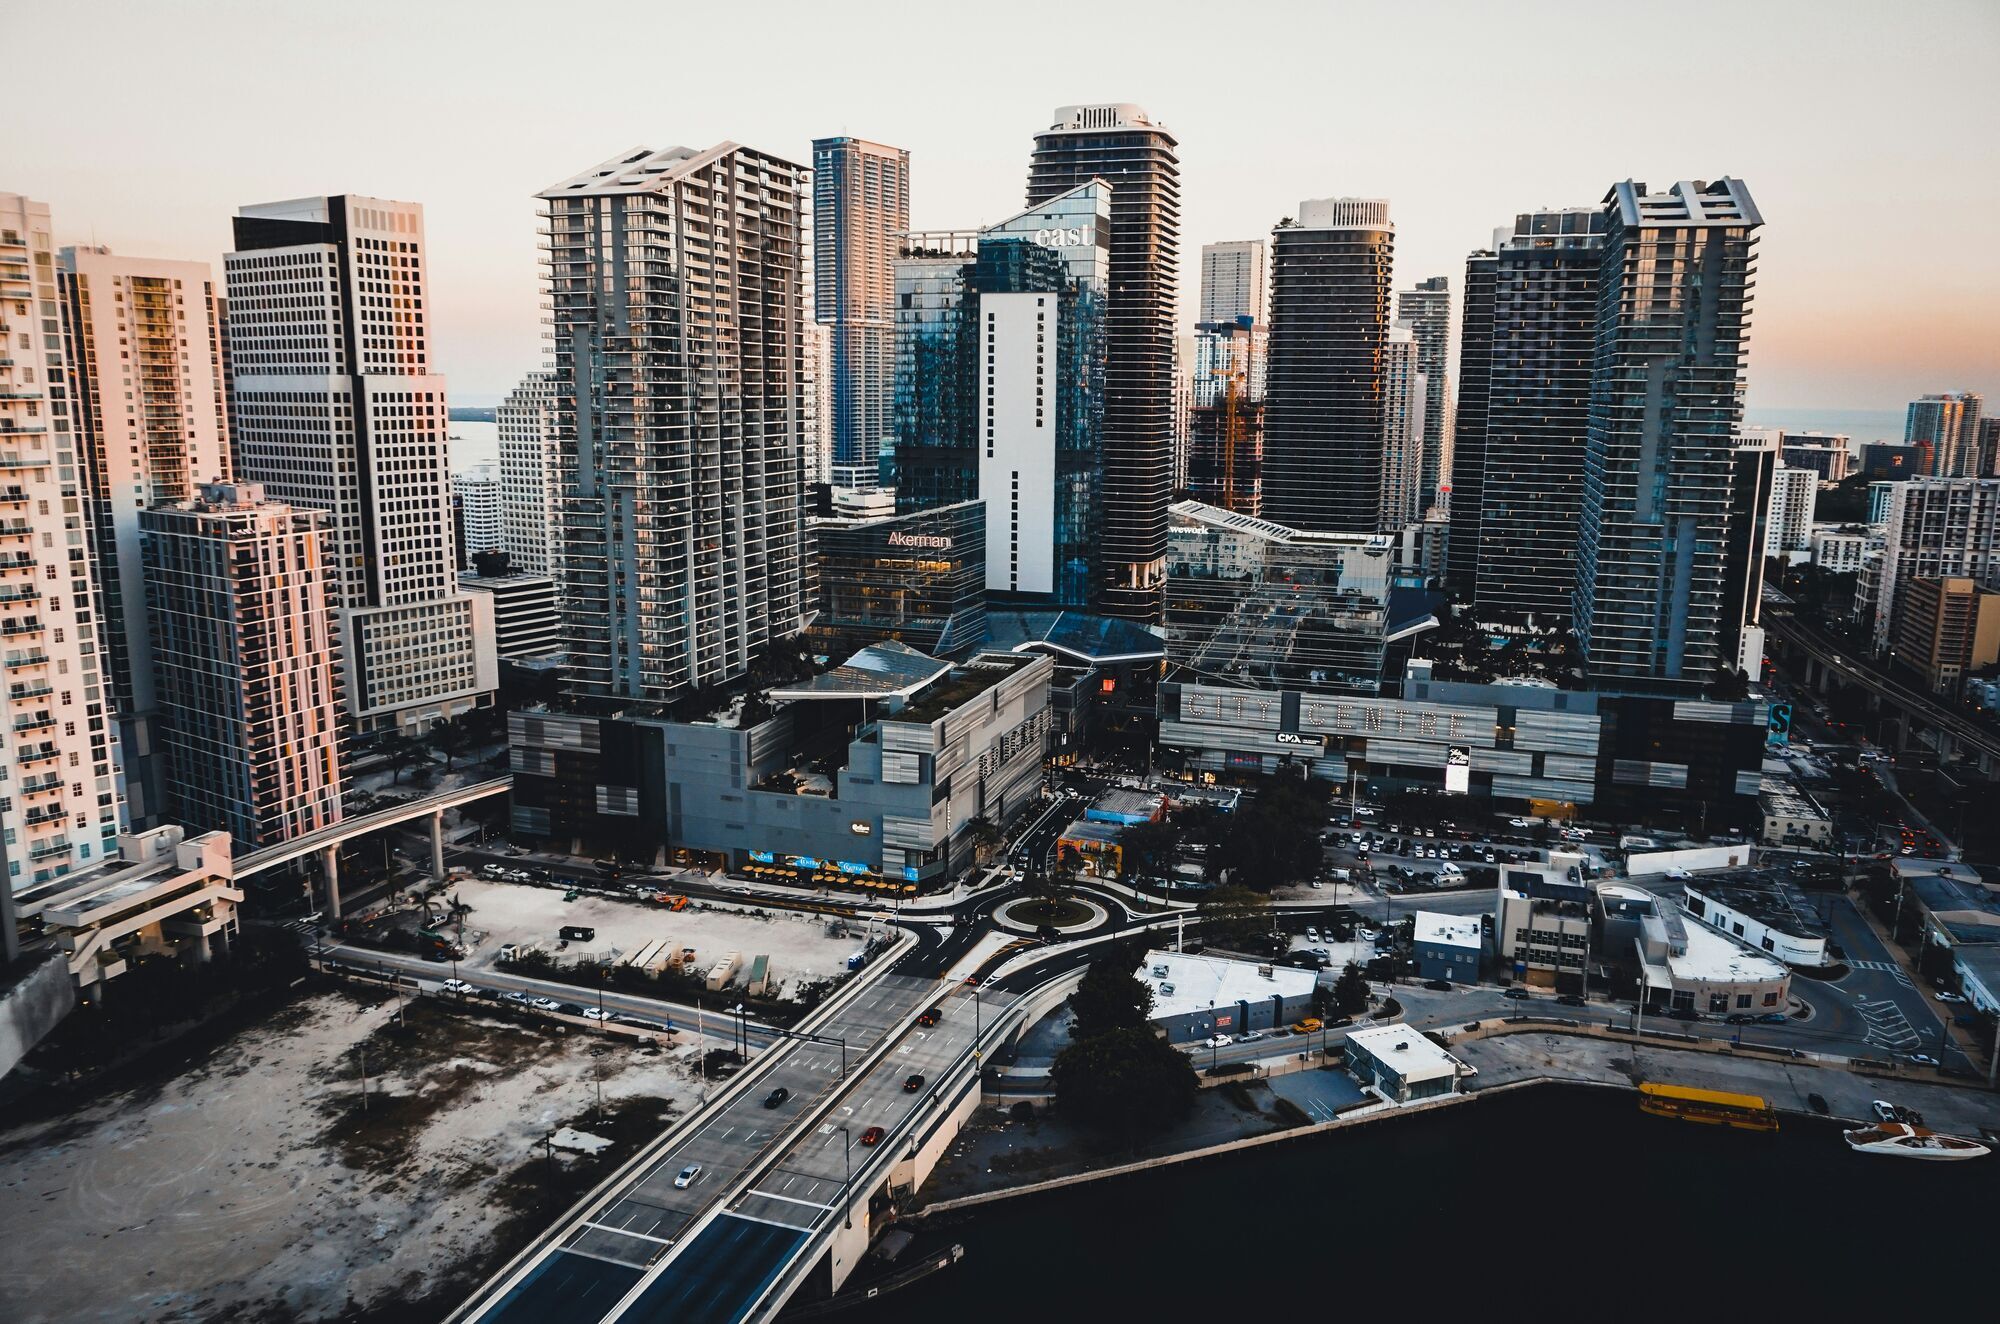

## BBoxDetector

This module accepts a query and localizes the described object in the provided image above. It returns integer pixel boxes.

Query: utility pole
[357,1042,369,1113]
[840,1126,854,1229]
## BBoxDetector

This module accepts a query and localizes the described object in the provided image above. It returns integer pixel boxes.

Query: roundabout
[994,894,1108,936]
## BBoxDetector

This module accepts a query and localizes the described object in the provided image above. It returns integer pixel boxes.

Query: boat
[1843,1122,1990,1160]
[1637,1081,1778,1132]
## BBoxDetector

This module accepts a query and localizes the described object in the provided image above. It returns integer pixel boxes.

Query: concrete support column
[430,809,447,882]
[322,846,342,920]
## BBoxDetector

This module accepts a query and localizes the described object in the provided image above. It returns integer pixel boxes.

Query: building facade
[1199,239,1266,324]
[1572,179,1761,693]
[1778,432,1851,483]
[452,462,502,563]
[1722,430,1778,677]
[1892,576,2000,694]
[0,194,124,892]
[1905,391,1983,478]
[1766,463,1817,558]
[457,571,561,660]
[496,369,560,575]
[1262,198,1396,535]
[1444,247,1497,598]
[225,194,495,735]
[1026,104,1179,623]
[1396,276,1453,515]
[1379,325,1427,530]
[813,138,909,488]
[1871,477,2000,651]
[538,145,809,708]
[58,246,232,827]
[808,499,987,659]
[140,482,343,847]
[1184,317,1266,516]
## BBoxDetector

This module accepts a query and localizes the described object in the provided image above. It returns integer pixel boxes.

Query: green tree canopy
[1333,962,1371,1015]
[1117,818,1181,879]
[1216,776,1327,889]
[1197,884,1271,948]
[1051,1025,1199,1141]
[1068,946,1154,1040]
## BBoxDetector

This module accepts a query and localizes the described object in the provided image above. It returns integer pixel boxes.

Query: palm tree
[383,731,426,784]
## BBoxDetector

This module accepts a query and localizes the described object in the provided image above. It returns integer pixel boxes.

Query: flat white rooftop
[1414,911,1481,951]
[1668,909,1788,984]
[1139,949,1316,1022]
[1345,1024,1461,1083]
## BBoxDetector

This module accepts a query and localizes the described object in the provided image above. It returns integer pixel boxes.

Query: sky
[11,0,1998,421]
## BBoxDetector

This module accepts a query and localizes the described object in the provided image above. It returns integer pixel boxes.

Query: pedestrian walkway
[1848,959,1914,986]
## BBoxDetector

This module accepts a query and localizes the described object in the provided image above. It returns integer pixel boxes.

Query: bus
[1637,1082,1778,1132]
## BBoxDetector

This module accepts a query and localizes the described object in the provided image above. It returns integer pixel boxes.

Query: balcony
[12,713,55,734]
[20,775,62,797]
[0,587,41,607]
[8,682,51,702]
[3,652,46,669]
[29,838,71,861]
[24,806,63,827]
[0,619,43,637]
[18,743,60,765]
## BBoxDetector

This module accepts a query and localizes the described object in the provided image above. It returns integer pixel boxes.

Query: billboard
[1445,746,1471,795]
[1766,702,1792,748]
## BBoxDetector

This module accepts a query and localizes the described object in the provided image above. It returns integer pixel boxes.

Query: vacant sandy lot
[449,878,873,999]
[0,988,703,1323]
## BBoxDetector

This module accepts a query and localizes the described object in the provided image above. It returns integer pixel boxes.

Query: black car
[1724,1013,1754,1024]
[903,1073,925,1093]
[1502,987,1531,1000]
[557,1002,585,1017]
[1666,1007,1701,1022]
[1555,994,1585,1008]
[1422,979,1454,992]
[763,1087,790,1109]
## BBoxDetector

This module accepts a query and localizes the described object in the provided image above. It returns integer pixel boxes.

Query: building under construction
[1184,316,1265,516]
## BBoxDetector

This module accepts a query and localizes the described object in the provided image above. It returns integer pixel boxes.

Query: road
[1767,607,2000,764]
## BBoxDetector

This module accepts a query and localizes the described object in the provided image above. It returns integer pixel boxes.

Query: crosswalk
[1855,997,1921,1051]
[1849,959,1914,987]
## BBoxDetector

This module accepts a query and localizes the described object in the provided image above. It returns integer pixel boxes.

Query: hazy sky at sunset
[11,0,1996,419]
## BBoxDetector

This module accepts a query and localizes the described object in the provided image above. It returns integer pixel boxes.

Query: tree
[429,716,473,773]
[1197,884,1270,949]
[1117,818,1181,880]
[1050,1025,1198,1141]
[1068,946,1154,1040]
[1215,777,1327,889]
[965,815,1004,867]
[381,731,427,784]
[1333,962,1371,1016]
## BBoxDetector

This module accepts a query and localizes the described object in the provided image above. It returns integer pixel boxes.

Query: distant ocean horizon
[1742,406,1905,447]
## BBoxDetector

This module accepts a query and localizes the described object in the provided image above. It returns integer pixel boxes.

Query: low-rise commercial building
[1758,777,1833,848]
[1413,911,1483,984]
[1056,818,1125,877]
[1680,873,1833,967]
[1137,948,1318,1044]
[1496,854,1594,989]
[1952,946,2000,1017]
[1636,901,1791,1016]
[1344,1024,1468,1103]
[1086,789,1165,826]
[1908,873,2000,950]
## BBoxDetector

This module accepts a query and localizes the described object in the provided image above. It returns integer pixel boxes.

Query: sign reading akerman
[887,531,953,551]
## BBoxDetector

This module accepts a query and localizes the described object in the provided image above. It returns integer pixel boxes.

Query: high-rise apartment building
[1778,431,1851,483]
[1723,430,1779,676]
[58,246,232,827]
[1027,104,1180,623]
[813,138,909,489]
[140,482,342,846]
[1766,463,1817,557]
[1572,179,1761,693]
[890,185,1110,608]
[0,194,124,888]
[497,369,560,575]
[1396,276,1453,514]
[1380,326,1427,529]
[538,145,809,707]
[1871,477,2000,651]
[452,463,502,564]
[1905,392,1984,478]
[1457,207,1606,623]
[1200,239,1266,324]
[225,194,495,735]
[1892,576,2000,695]
[1263,197,1395,534]
[1978,416,2000,479]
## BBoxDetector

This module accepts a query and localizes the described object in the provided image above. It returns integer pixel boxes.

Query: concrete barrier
[0,950,74,1080]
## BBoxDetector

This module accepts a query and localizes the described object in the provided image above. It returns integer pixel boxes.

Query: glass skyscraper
[812,137,909,487]
[1573,178,1761,692]
[1026,104,1179,623]
[1396,276,1453,515]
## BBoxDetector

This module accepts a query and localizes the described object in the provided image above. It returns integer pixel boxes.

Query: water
[862,1085,1996,1319]
[1742,406,1906,446]
[448,419,499,474]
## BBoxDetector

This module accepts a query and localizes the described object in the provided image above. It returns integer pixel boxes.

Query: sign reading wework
[887,531,952,551]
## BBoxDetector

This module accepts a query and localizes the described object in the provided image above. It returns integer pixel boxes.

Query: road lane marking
[746,1189,838,1211]
[584,1220,675,1246]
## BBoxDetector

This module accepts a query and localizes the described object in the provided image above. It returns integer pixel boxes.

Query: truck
[745,954,772,998]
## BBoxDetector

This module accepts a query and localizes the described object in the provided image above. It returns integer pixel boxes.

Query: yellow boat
[1638,1082,1779,1132]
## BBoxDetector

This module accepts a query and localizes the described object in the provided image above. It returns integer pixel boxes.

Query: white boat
[1843,1122,1990,1160]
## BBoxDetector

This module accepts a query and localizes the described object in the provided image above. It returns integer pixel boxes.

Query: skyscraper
[1722,430,1779,677]
[1766,463,1818,558]
[1263,197,1395,534]
[1905,391,1985,478]
[1871,477,2000,651]
[225,194,496,735]
[1462,207,1607,622]
[1572,179,1762,692]
[1444,246,1497,598]
[452,463,502,564]
[1396,276,1453,514]
[0,194,124,888]
[1027,104,1180,622]
[497,369,560,574]
[141,482,343,847]
[1200,239,1266,324]
[1184,317,1265,516]
[538,144,809,706]
[813,137,909,489]
[1380,326,1427,529]
[58,245,232,827]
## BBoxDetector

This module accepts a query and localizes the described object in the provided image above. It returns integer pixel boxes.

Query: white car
[1439,861,1463,876]
[530,996,561,1011]
[674,1163,702,1189]
[1665,868,1693,881]
[1934,991,1966,1004]
[1305,927,1321,942]
[1508,818,1531,828]
[1204,1034,1233,1048]
[582,1006,612,1020]
[440,978,475,995]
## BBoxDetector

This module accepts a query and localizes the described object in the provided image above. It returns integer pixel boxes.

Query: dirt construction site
[0,986,706,1323]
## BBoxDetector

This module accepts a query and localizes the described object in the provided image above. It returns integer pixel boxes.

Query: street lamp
[838,1125,854,1229]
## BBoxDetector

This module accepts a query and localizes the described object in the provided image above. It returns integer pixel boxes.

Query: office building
[1263,197,1396,534]
[1380,326,1427,529]
[457,570,561,660]
[453,463,502,564]
[537,145,809,707]
[1868,480,1897,523]
[1460,208,1607,623]
[1026,104,1180,622]
[140,482,343,847]
[1572,179,1761,693]
[1184,317,1265,515]
[813,138,909,489]
[1163,500,1391,696]
[1766,463,1817,558]
[1444,246,1497,598]
[1414,911,1483,984]
[1870,477,2000,651]
[892,184,1111,609]
[0,194,124,896]
[807,499,987,659]
[57,246,232,828]
[1778,431,1851,483]
[1199,239,1266,324]
[1812,526,1877,576]
[1345,1023,1468,1103]
[1893,576,2000,695]
[1722,431,1778,678]
[225,193,496,735]
[1396,276,1453,514]
[1860,442,1922,481]
[496,369,560,575]
[1905,391,1984,477]
[510,645,1052,886]
[1136,949,1316,1044]
[1978,417,2000,479]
